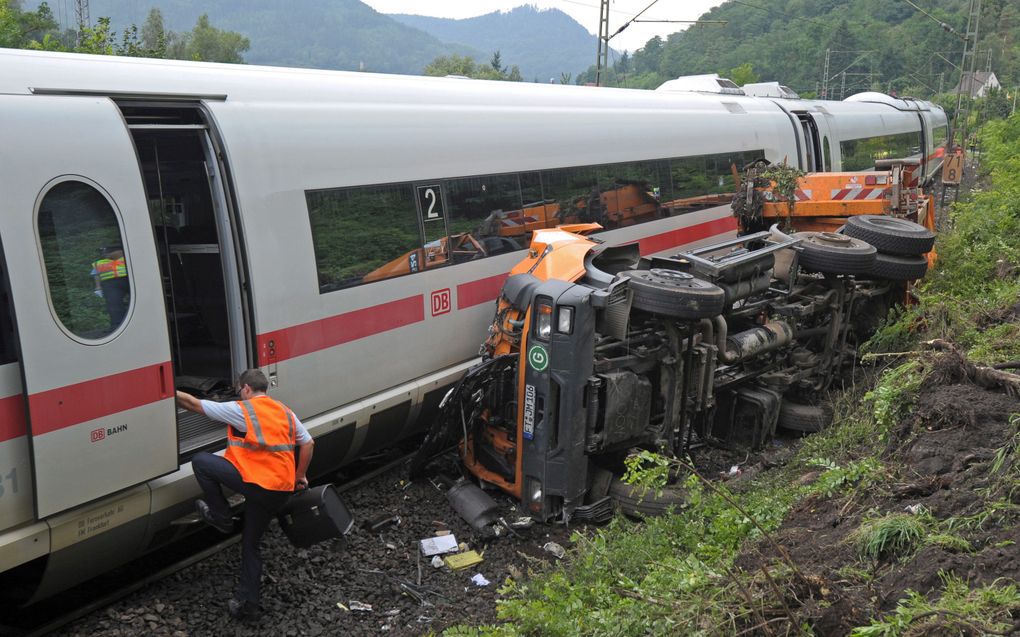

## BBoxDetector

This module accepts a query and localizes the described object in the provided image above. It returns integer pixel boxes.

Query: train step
[171,493,246,526]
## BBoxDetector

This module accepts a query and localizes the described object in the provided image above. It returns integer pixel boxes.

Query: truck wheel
[842,215,935,256]
[796,232,877,275]
[620,269,725,319]
[865,252,929,281]
[778,400,833,433]
[608,477,686,517]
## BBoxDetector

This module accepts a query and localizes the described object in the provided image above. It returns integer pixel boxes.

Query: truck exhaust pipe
[722,321,794,363]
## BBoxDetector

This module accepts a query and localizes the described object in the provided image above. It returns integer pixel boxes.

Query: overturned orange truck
[413,164,937,522]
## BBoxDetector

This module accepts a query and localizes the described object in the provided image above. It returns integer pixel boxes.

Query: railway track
[3,449,419,637]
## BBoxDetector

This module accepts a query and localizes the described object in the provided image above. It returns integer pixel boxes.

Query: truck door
[0,95,177,518]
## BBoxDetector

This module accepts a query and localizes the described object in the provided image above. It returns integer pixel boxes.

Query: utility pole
[594,0,725,86]
[595,0,611,87]
[953,0,981,152]
[74,0,90,43]
[822,49,831,99]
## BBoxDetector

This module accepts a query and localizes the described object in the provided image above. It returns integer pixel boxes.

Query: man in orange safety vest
[176,369,315,620]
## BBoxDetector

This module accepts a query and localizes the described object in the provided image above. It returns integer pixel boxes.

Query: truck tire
[620,269,725,319]
[796,231,877,275]
[608,477,686,517]
[778,400,833,433]
[843,215,935,256]
[866,252,929,281]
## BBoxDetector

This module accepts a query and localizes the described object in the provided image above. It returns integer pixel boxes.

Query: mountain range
[29,0,604,79]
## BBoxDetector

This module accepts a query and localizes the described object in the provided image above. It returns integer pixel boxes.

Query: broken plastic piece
[430,555,445,568]
[336,602,349,611]
[349,601,373,612]
[420,534,459,556]
[543,541,566,559]
[444,550,484,570]
[470,573,490,586]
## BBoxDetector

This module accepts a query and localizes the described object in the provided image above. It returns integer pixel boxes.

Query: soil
[736,377,1020,636]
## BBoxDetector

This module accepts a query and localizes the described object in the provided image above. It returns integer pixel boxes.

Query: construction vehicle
[413,170,936,522]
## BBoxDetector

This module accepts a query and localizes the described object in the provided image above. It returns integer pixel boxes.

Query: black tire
[843,215,935,256]
[778,400,833,433]
[608,478,686,517]
[795,231,877,275]
[866,252,929,281]
[619,269,725,319]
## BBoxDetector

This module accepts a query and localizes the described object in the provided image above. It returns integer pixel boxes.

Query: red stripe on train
[0,394,26,443]
[27,362,173,436]
[257,295,425,365]
[635,216,738,255]
[458,273,509,310]
[258,217,736,363]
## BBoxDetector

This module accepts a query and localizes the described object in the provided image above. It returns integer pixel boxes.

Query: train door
[119,103,249,456]
[794,112,823,171]
[0,96,177,518]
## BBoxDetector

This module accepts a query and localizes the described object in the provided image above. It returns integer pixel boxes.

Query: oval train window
[38,180,131,339]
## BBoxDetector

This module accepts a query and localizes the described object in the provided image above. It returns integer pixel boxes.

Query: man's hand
[295,476,309,490]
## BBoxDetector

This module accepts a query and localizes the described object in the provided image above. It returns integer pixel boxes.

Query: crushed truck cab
[413,216,934,523]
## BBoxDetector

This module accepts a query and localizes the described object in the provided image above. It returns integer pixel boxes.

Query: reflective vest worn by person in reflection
[93,257,127,280]
[224,395,297,492]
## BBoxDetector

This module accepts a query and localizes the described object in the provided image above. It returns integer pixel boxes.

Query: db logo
[90,428,106,443]
[431,288,451,317]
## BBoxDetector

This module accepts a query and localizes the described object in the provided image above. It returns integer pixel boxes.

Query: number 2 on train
[417,184,444,222]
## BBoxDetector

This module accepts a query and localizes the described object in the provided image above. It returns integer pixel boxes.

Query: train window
[840,130,922,171]
[308,183,419,292]
[592,161,668,230]
[933,125,948,149]
[666,150,764,214]
[823,137,832,172]
[541,166,598,224]
[37,180,130,340]
[444,173,524,259]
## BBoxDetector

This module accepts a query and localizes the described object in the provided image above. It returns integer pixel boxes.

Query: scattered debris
[336,602,349,612]
[905,503,927,515]
[420,534,459,556]
[384,542,397,550]
[543,541,566,559]
[383,609,401,617]
[430,555,445,568]
[364,513,401,532]
[349,601,373,613]
[444,550,484,570]
[435,530,451,536]
[447,480,501,532]
[508,516,534,529]
[470,573,490,587]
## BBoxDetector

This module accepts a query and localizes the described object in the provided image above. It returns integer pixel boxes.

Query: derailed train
[0,48,945,602]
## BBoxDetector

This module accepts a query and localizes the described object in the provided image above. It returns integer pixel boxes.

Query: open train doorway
[120,102,249,456]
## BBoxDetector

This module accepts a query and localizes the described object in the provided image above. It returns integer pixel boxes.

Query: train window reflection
[445,173,524,260]
[38,180,130,339]
[308,184,419,292]
[841,130,922,171]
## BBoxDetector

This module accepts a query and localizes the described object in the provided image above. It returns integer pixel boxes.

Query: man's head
[236,369,269,398]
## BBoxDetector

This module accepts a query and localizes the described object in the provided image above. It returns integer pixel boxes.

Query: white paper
[470,573,490,586]
[419,534,459,556]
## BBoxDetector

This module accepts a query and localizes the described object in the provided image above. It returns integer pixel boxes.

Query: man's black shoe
[195,499,233,534]
[227,597,260,620]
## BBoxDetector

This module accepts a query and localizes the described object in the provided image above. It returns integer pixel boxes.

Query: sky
[360,1,724,53]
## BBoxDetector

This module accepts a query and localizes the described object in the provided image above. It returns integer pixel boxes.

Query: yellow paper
[443,550,484,570]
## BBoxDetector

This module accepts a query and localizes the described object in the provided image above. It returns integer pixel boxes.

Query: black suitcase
[276,484,354,548]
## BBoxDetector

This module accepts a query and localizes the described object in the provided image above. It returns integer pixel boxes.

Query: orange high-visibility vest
[93,257,127,280]
[224,396,297,492]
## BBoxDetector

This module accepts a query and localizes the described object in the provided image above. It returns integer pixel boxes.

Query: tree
[181,14,249,64]
[727,63,759,86]
[507,65,522,82]
[560,72,572,85]
[0,0,21,48]
[425,54,477,77]
[490,50,504,74]
[140,8,166,54]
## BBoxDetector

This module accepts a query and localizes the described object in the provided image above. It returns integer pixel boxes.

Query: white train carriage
[0,48,946,602]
